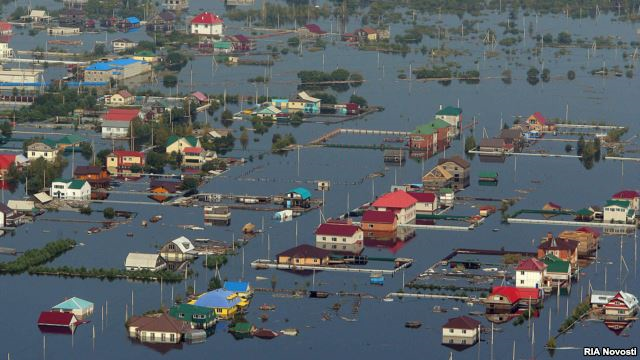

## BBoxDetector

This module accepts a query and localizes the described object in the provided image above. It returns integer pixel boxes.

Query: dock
[250,258,413,275]
[308,127,410,146]
[468,150,580,158]
[384,292,483,302]
[506,217,637,229]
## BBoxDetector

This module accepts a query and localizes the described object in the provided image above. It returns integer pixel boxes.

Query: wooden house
[168,304,216,330]
[276,244,331,266]
[437,156,470,190]
[372,190,417,224]
[497,128,524,152]
[361,210,397,233]
[483,286,541,312]
[422,165,454,191]
[159,236,196,262]
[557,227,599,256]
[604,291,639,317]
[537,233,579,266]
[526,112,555,132]
[479,138,511,153]
[542,254,571,290]
[407,192,439,213]
[146,10,176,33]
[127,312,191,344]
[297,24,326,38]
[284,187,311,208]
[74,165,110,188]
[441,316,480,348]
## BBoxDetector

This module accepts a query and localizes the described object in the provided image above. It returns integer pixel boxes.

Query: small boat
[259,304,276,311]
[469,311,485,316]
[405,321,422,328]
[321,312,330,321]
[87,227,101,234]
[482,267,498,272]
[492,228,500,232]
[309,291,330,298]
[141,220,147,227]
[452,307,460,311]
[126,232,134,237]
[382,297,394,302]
[190,226,205,231]
[149,215,162,223]
[432,305,447,313]
[280,328,298,336]
[259,314,269,322]
[252,328,278,339]
[340,316,357,322]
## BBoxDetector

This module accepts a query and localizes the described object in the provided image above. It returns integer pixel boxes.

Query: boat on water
[432,305,447,313]
[190,226,205,231]
[259,304,276,311]
[259,314,269,322]
[149,215,162,223]
[280,328,299,336]
[252,328,278,339]
[405,321,422,329]
[382,297,394,302]
[309,291,330,298]
[468,311,485,316]
[87,227,101,234]
[273,210,293,222]
[331,303,341,311]
[141,220,147,227]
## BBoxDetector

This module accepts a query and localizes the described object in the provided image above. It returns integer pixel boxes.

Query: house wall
[439,162,470,189]
[415,201,438,213]
[277,255,327,265]
[361,221,396,232]
[441,327,478,339]
[139,330,181,344]
[191,23,223,36]
[516,270,543,288]
[315,230,363,246]
[27,148,57,162]
[603,206,629,223]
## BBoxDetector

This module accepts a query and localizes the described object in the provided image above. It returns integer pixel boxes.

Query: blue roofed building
[191,289,249,319]
[223,281,253,299]
[51,297,94,319]
[285,187,312,208]
[84,58,151,83]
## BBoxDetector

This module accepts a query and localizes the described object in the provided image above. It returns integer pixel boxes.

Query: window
[369,224,373,228]
[462,330,466,334]
[322,237,326,241]
[170,334,175,342]
[521,271,525,275]
[449,329,454,333]
[178,313,184,318]
[520,280,524,284]
[161,333,166,342]
[332,237,337,242]
[342,238,346,242]
[150,333,155,341]
[332,245,336,249]
[619,310,624,314]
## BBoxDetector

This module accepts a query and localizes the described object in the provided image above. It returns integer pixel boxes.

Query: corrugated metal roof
[125,253,162,269]
[52,297,94,310]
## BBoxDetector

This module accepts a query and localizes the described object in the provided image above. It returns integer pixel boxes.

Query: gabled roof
[52,297,94,311]
[125,253,163,268]
[605,200,631,208]
[407,192,437,203]
[157,10,177,22]
[359,27,377,34]
[276,244,331,259]
[438,155,470,169]
[166,135,199,147]
[57,134,85,145]
[315,223,360,237]
[423,165,453,181]
[117,89,133,98]
[516,257,547,272]
[612,190,640,200]
[125,17,140,24]
[303,24,325,34]
[489,286,540,303]
[112,150,144,158]
[103,108,140,122]
[539,238,579,252]
[0,153,16,170]
[74,165,103,176]
[224,281,250,292]
[128,312,191,333]
[191,91,208,102]
[168,236,195,253]
[38,311,77,326]
[287,187,311,200]
[542,254,570,273]
[576,227,600,238]
[68,179,89,189]
[296,91,321,103]
[608,291,639,309]
[150,179,180,193]
[191,12,223,25]
[479,138,506,148]
[414,119,451,135]
[529,112,546,124]
[372,190,417,209]
[436,106,462,116]
[362,210,396,223]
[183,147,203,154]
[194,289,241,309]
[442,316,480,330]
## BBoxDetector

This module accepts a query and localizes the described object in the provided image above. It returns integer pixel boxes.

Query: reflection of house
[361,210,397,232]
[168,304,216,330]
[422,165,453,191]
[407,192,438,213]
[276,244,331,266]
[50,179,91,200]
[437,156,470,190]
[604,291,639,317]
[439,188,454,207]
[27,140,59,162]
[125,253,166,271]
[372,190,417,224]
[441,316,480,348]
[190,12,223,36]
[515,258,546,289]
[284,187,311,208]
[537,233,579,266]
[127,312,190,344]
[51,297,94,319]
[106,150,145,176]
[483,286,541,312]
[315,220,363,252]
[159,236,196,262]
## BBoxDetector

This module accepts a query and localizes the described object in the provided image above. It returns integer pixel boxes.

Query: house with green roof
[603,199,635,224]
[168,303,216,331]
[409,119,454,154]
[57,134,86,152]
[165,135,201,155]
[27,138,59,162]
[213,41,232,54]
[435,105,462,135]
[51,297,94,319]
[542,254,571,290]
[50,179,91,200]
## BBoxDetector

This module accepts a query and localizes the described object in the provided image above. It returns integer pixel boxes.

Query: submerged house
[407,192,439,213]
[515,258,547,289]
[434,106,462,135]
[38,311,78,329]
[284,187,311,208]
[192,289,247,319]
[168,304,216,330]
[483,286,540,312]
[125,253,167,271]
[437,156,470,190]
[127,312,191,344]
[441,316,481,348]
[223,281,253,299]
[557,227,599,256]
[159,236,196,262]
[422,165,454,191]
[361,210,397,233]
[603,200,635,224]
[371,190,417,224]
[276,244,331,266]
[604,291,639,317]
[314,220,364,253]
[537,233,579,267]
[542,254,571,290]
[51,297,94,319]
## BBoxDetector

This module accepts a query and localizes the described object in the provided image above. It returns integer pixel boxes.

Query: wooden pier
[308,127,410,146]
[468,150,580,158]
[384,292,483,302]
[507,217,637,229]
[251,258,413,275]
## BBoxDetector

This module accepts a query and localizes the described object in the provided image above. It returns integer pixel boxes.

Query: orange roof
[372,190,417,209]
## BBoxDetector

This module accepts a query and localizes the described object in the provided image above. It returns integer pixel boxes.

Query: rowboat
[253,328,278,339]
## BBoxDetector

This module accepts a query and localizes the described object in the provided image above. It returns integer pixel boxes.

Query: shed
[125,253,166,271]
[285,187,312,208]
[7,200,35,213]
[34,192,53,204]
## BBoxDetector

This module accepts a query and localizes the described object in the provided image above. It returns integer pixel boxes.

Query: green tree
[577,135,585,156]
[239,129,249,150]
[567,70,576,80]
[349,94,368,107]
[103,207,115,219]
[0,122,12,138]
[163,74,178,88]
[182,177,199,190]
[557,31,572,45]
[287,37,300,47]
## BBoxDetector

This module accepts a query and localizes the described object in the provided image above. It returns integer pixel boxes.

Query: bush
[79,206,92,215]
[103,207,115,219]
[163,74,178,88]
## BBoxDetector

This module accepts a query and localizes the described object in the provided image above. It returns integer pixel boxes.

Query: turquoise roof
[57,134,85,145]
[69,179,88,189]
[606,200,630,208]
[436,106,462,116]
[52,297,94,310]
[289,187,311,200]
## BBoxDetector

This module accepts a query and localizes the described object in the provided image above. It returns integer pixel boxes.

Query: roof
[575,208,594,216]
[359,27,377,34]
[0,153,16,169]
[608,291,639,309]
[168,303,213,320]
[156,10,176,22]
[372,190,417,209]
[112,150,144,158]
[224,281,250,292]
[191,91,208,102]
[166,135,199,147]
[436,106,462,116]
[213,41,232,49]
[591,290,618,305]
[516,257,547,272]
[288,187,311,200]
[498,128,523,140]
[128,312,190,333]
[612,190,640,200]
[530,112,546,124]
[605,200,631,208]
[539,238,579,252]
[7,200,34,212]
[478,171,498,178]
[542,254,570,273]
[407,192,437,203]
[86,58,144,71]
[303,24,326,34]
[362,210,396,223]
[297,91,320,103]
[103,108,140,122]
[479,138,506,148]
[191,12,223,25]
[229,34,250,42]
[126,17,140,24]
[150,179,180,193]
[168,236,195,253]
[74,165,103,176]
[34,192,53,203]
[576,227,600,238]
[276,244,331,259]
[183,147,204,154]
[414,119,451,135]
[258,105,281,114]
[194,289,241,309]
[38,311,76,326]
[0,21,11,32]
[125,253,162,268]
[68,179,88,189]
[57,134,85,145]
[117,90,133,98]
[442,316,480,330]
[438,155,470,169]
[52,297,94,311]
[489,286,540,303]
[315,223,360,237]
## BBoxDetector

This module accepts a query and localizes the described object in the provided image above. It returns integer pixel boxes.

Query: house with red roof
[604,291,639,317]
[361,210,397,232]
[612,190,640,211]
[106,150,145,176]
[442,316,481,348]
[408,191,439,213]
[106,89,135,106]
[101,108,140,139]
[0,21,11,35]
[0,153,16,179]
[526,111,555,132]
[190,12,223,36]
[276,244,331,266]
[298,24,326,38]
[483,286,541,312]
[226,34,255,52]
[182,146,205,168]
[515,258,547,289]
[315,219,363,254]
[371,190,417,224]
[38,311,79,328]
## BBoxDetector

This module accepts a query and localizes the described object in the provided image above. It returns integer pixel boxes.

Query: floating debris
[259,304,276,311]
[253,328,278,339]
[405,321,422,329]
[280,328,299,336]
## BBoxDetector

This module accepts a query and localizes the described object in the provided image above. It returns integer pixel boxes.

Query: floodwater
[0,2,639,359]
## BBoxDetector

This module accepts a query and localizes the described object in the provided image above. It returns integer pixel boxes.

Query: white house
[441,316,480,347]
[159,236,196,262]
[105,90,135,106]
[190,12,223,36]
[371,190,417,224]
[435,105,462,134]
[112,38,138,53]
[314,220,363,253]
[515,257,547,289]
[590,290,618,309]
[125,253,167,271]
[27,140,59,162]
[165,135,201,154]
[603,200,635,224]
[50,179,91,200]
[407,192,439,213]
[100,108,140,139]
[604,291,639,317]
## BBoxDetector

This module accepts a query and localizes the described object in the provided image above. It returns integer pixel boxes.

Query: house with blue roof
[223,281,253,299]
[51,297,94,319]
[285,187,312,208]
[191,289,248,319]
[84,58,151,83]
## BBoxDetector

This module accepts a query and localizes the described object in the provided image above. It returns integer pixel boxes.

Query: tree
[163,74,178,88]
[103,207,115,219]
[527,67,540,85]
[165,52,188,71]
[287,37,300,47]
[79,206,92,215]
[542,33,553,43]
[567,70,576,80]
[464,136,477,153]
[95,149,111,166]
[239,129,249,150]
[93,43,107,57]
[577,135,585,156]
[129,164,143,173]
[182,177,199,190]
[541,68,551,82]
[202,159,227,172]
[349,94,368,107]
[0,122,12,138]
[557,31,572,45]
[145,151,168,173]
